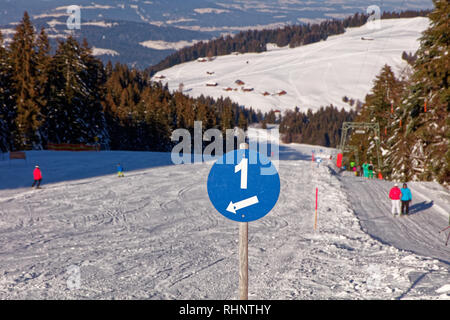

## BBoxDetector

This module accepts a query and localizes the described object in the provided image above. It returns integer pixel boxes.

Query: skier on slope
[350,161,355,170]
[117,163,124,177]
[32,165,42,188]
[400,183,412,216]
[389,183,402,216]
[349,161,355,175]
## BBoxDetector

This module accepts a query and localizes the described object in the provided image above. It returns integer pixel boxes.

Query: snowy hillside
[0,127,449,299]
[154,17,429,113]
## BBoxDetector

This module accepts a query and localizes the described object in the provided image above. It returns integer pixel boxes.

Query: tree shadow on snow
[0,150,176,191]
[0,139,318,191]
[278,145,311,161]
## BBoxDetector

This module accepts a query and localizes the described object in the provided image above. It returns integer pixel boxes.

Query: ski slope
[341,175,450,265]
[0,132,449,299]
[154,17,429,113]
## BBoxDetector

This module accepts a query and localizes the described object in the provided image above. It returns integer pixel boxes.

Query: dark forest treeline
[278,106,357,147]
[103,61,260,151]
[0,9,433,153]
[0,12,260,152]
[148,9,430,75]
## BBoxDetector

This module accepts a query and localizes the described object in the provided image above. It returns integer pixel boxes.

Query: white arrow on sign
[226,196,259,214]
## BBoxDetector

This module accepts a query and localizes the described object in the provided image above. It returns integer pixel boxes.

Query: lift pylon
[339,122,382,170]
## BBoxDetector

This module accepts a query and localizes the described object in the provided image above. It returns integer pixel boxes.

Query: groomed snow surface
[0,128,449,299]
[154,17,429,113]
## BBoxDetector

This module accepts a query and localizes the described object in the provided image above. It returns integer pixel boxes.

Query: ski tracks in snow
[0,155,449,299]
[340,174,450,299]
[340,176,450,264]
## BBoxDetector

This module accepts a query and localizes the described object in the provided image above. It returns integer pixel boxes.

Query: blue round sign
[207,149,280,222]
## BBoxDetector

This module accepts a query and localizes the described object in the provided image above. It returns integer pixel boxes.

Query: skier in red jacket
[32,165,42,188]
[389,183,401,216]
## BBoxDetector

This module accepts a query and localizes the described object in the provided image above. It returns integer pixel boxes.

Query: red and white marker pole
[314,187,318,231]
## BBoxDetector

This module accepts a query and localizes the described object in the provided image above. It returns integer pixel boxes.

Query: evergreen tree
[47,36,107,144]
[354,1,449,184]
[350,64,406,174]
[47,36,81,143]
[35,27,51,146]
[238,110,248,131]
[0,31,14,151]
[399,0,449,183]
[279,105,356,147]
[414,0,449,102]
[220,100,234,133]
[79,38,108,146]
[9,12,42,149]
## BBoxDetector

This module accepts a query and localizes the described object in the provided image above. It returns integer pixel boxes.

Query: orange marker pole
[424,100,427,113]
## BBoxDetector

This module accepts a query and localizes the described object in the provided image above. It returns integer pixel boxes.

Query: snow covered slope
[154,17,429,113]
[341,175,450,263]
[0,132,449,299]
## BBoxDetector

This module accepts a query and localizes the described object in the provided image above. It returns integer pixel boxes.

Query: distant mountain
[0,16,212,69]
[0,0,435,68]
[0,0,435,29]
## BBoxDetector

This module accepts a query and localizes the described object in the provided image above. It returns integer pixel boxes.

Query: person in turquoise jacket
[400,183,412,215]
[362,163,368,178]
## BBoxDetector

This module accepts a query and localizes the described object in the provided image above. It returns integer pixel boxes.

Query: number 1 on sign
[235,158,248,189]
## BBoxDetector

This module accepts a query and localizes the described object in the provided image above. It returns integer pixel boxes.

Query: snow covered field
[1,131,449,299]
[154,17,429,113]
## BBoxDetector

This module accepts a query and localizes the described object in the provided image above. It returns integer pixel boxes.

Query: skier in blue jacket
[117,163,124,177]
[400,183,412,215]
